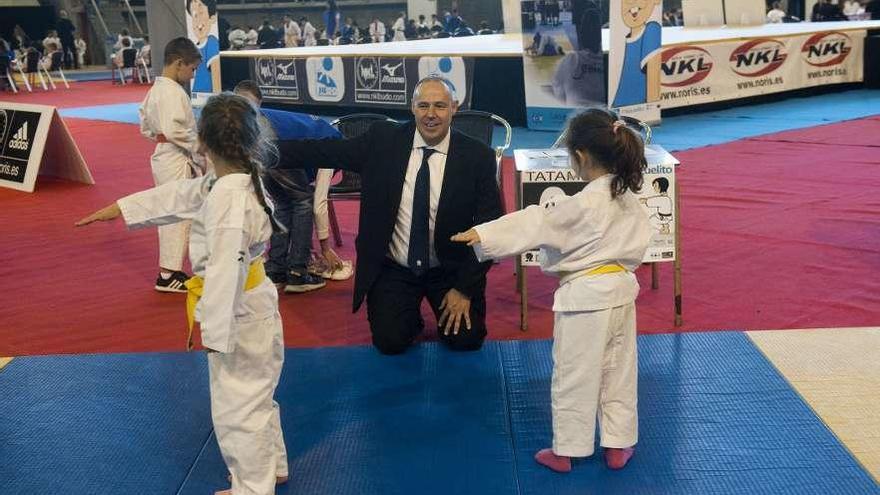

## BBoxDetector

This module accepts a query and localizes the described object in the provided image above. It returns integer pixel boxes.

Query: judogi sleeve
[199,192,249,353]
[313,168,334,240]
[473,194,598,262]
[118,176,210,228]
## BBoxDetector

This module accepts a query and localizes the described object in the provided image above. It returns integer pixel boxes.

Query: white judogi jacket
[117,173,277,353]
[139,76,197,176]
[284,20,301,47]
[392,17,407,41]
[474,174,652,312]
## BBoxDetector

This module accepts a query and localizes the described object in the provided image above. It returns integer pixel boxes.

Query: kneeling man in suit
[275,76,503,354]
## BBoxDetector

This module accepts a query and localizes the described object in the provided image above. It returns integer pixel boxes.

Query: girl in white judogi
[452,109,652,473]
[138,38,203,292]
[391,13,407,41]
[76,94,289,495]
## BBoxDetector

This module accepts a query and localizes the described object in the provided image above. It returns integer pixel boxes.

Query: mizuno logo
[382,62,403,76]
[8,122,29,151]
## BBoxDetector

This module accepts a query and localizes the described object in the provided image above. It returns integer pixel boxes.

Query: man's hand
[450,229,481,246]
[75,202,122,227]
[438,288,471,336]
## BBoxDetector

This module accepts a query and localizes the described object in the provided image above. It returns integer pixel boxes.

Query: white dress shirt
[388,130,450,269]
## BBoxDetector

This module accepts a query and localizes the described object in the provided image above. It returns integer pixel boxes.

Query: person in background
[138,35,152,68]
[42,30,61,54]
[430,14,444,32]
[113,37,132,68]
[217,15,230,51]
[282,15,301,48]
[301,17,317,46]
[340,17,357,42]
[324,0,341,41]
[405,19,418,39]
[477,21,494,35]
[233,80,339,293]
[246,25,259,48]
[56,10,77,69]
[392,12,407,41]
[843,0,863,16]
[258,20,279,49]
[767,1,787,23]
[228,25,247,50]
[114,28,132,51]
[369,17,386,43]
[417,15,430,38]
[75,34,87,66]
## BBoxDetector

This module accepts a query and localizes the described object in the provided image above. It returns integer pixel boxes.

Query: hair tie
[612,120,626,135]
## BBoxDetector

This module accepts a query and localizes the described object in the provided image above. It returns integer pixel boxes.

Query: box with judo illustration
[515,145,677,266]
[250,55,475,109]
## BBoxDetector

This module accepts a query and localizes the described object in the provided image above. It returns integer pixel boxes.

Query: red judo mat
[0,80,149,108]
[1,116,878,356]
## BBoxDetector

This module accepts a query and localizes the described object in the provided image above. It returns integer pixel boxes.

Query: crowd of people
[226,6,495,50]
[658,0,880,25]
[1,11,90,85]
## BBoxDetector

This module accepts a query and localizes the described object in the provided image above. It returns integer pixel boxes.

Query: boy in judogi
[138,37,202,292]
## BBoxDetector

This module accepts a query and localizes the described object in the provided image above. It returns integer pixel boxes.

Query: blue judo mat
[1,333,876,495]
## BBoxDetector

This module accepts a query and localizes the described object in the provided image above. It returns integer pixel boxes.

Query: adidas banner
[0,109,42,184]
[249,56,475,109]
[0,102,93,192]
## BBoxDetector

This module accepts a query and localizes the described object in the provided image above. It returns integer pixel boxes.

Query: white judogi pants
[151,144,191,271]
[551,302,638,457]
[208,313,288,495]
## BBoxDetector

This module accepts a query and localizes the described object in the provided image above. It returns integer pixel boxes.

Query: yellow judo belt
[183,258,266,351]
[559,263,628,285]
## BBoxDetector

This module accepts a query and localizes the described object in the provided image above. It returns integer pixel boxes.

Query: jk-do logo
[256,58,275,86]
[417,57,467,103]
[729,38,788,77]
[356,57,379,89]
[306,57,345,102]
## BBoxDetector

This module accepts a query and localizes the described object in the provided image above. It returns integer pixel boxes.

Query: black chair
[46,51,69,89]
[25,49,48,90]
[451,110,513,210]
[326,113,397,246]
[114,47,140,85]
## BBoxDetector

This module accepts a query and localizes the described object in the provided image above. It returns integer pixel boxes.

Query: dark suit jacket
[276,121,503,312]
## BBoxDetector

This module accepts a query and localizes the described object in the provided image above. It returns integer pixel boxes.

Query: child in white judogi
[453,109,652,473]
[138,37,202,292]
[76,94,289,495]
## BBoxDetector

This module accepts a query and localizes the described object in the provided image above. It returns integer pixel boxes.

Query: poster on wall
[639,144,677,262]
[608,0,663,124]
[185,0,221,103]
[520,0,608,131]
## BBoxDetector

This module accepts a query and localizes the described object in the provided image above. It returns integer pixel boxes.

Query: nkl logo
[9,121,29,151]
[729,38,787,77]
[801,32,851,67]
[661,46,713,87]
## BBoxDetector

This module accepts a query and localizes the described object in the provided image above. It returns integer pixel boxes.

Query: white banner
[608,0,663,124]
[659,30,866,108]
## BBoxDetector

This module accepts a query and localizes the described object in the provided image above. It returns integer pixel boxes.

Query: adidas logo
[9,122,29,151]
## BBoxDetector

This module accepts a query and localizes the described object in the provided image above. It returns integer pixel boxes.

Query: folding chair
[46,51,70,89]
[326,113,397,247]
[137,47,152,83]
[24,50,48,91]
[8,56,31,92]
[113,48,140,85]
[451,109,513,208]
[0,55,18,93]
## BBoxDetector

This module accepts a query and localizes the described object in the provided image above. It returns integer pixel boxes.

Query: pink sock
[534,448,572,473]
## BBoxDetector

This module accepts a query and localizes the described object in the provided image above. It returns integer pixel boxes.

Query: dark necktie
[408,147,436,276]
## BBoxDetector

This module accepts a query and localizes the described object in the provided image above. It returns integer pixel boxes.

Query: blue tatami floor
[1,332,876,495]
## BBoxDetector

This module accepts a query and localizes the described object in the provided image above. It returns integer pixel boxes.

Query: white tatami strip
[747,327,880,483]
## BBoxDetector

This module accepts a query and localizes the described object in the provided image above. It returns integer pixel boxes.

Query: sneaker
[154,271,190,293]
[320,260,353,281]
[284,272,326,293]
